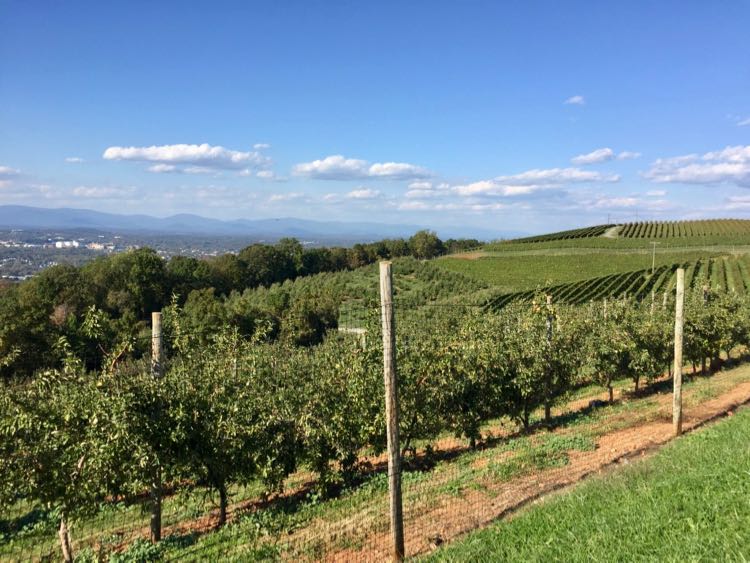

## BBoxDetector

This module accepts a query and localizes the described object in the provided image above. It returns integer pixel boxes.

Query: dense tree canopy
[0,233,464,379]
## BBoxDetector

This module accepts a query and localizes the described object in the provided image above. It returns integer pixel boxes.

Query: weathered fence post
[379,262,405,561]
[151,311,163,378]
[150,312,163,543]
[650,290,655,317]
[544,294,554,423]
[673,269,685,436]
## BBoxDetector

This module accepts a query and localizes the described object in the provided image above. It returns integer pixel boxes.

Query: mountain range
[0,205,521,242]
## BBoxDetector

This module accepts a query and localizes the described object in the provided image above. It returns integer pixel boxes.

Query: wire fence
[2,269,750,561]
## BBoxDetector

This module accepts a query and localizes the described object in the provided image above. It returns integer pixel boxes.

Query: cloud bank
[103,143,271,173]
[645,145,750,188]
[293,154,431,181]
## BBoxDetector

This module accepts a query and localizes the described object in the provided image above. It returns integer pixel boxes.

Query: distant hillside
[486,255,750,310]
[505,219,750,244]
[0,205,517,243]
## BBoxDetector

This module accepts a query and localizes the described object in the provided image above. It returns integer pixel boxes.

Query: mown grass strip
[426,404,750,562]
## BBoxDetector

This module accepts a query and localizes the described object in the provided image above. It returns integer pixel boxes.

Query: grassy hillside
[499,219,750,245]
[509,224,616,243]
[437,250,727,294]
[439,218,750,307]
[486,255,750,309]
[427,405,750,562]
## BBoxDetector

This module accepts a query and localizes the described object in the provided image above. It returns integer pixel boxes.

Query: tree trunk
[712,355,721,372]
[469,436,476,450]
[59,514,73,563]
[608,384,614,404]
[634,376,640,394]
[522,410,530,431]
[218,485,228,527]
[150,466,162,543]
[544,402,551,424]
[701,357,707,375]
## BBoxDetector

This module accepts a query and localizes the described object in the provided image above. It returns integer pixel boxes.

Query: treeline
[1,289,747,560]
[0,230,481,379]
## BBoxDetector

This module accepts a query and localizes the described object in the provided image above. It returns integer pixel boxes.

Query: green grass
[437,251,728,294]
[425,405,750,562]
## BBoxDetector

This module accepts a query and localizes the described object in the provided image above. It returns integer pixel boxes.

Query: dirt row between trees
[324,375,750,561]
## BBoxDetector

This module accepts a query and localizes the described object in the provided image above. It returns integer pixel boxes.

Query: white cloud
[148,164,177,173]
[65,157,84,163]
[346,188,381,199]
[0,166,20,177]
[408,181,432,190]
[571,148,615,165]
[103,143,271,171]
[406,189,442,199]
[398,200,507,212]
[737,118,750,127]
[293,155,368,179]
[72,186,135,198]
[617,151,641,160]
[646,190,667,197]
[256,170,275,179]
[564,95,585,105]
[292,154,431,181]
[183,166,215,175]
[644,145,750,188]
[253,143,271,150]
[368,162,430,180]
[495,167,619,186]
[726,195,750,209]
[451,167,618,198]
[404,181,451,199]
[571,148,641,165]
[269,192,305,202]
[592,196,639,209]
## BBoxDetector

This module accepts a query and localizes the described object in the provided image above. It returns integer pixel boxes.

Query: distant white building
[54,240,79,249]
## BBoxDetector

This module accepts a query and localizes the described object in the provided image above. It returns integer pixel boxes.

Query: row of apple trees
[1,288,748,560]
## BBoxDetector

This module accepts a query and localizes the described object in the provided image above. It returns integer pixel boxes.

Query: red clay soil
[326,380,750,562]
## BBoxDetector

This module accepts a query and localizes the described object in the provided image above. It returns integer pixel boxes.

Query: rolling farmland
[505,219,750,244]
[486,256,750,309]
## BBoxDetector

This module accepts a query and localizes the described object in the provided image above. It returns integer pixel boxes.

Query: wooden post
[673,269,685,436]
[544,295,553,423]
[150,312,163,543]
[151,312,163,379]
[650,290,655,317]
[379,262,405,561]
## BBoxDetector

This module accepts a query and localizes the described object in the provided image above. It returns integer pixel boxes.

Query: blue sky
[1,0,750,235]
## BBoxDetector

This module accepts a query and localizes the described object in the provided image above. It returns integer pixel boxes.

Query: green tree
[409,230,445,260]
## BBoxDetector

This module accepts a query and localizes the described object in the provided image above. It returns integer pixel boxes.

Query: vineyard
[507,224,616,243]
[618,219,750,239]
[498,219,750,245]
[487,255,750,309]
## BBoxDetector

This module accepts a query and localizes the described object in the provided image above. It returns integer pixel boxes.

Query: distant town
[0,229,310,280]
